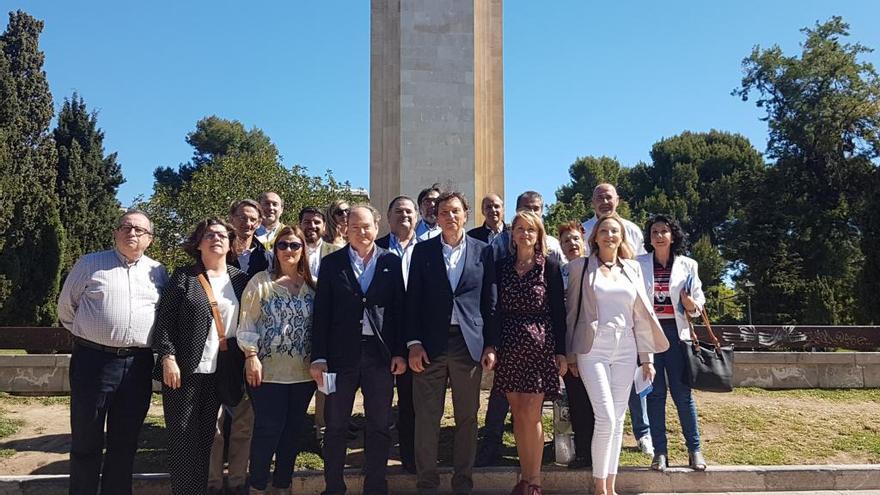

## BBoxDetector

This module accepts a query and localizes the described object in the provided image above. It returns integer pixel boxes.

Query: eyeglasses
[334,208,350,217]
[276,241,303,251]
[203,232,229,240]
[117,224,153,237]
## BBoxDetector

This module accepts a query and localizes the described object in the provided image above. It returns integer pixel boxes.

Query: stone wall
[1,352,878,394]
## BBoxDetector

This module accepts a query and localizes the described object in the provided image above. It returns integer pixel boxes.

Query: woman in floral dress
[492,210,567,495]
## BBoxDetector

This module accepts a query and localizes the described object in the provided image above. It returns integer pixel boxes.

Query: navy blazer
[311,244,406,369]
[405,234,497,362]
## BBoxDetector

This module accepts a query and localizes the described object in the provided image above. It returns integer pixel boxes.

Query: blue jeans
[646,319,701,454]
[248,381,316,490]
[69,341,153,495]
[628,384,650,439]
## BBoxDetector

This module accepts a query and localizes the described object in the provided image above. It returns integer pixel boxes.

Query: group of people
[58,183,708,495]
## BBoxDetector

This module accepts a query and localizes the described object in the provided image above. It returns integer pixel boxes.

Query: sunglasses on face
[334,208,350,217]
[276,241,303,251]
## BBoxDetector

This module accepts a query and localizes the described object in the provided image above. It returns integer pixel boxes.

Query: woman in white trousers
[564,213,668,495]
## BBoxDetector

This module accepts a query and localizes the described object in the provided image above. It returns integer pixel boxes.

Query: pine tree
[0,11,64,325]
[54,93,124,276]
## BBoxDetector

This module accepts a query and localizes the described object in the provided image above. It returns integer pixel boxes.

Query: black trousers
[162,373,221,495]
[563,371,595,460]
[69,342,153,495]
[395,369,415,465]
[323,338,394,495]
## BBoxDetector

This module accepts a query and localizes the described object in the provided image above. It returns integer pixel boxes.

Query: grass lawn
[0,387,877,474]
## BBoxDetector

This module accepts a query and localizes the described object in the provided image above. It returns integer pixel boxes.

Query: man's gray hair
[350,203,382,226]
[117,209,155,235]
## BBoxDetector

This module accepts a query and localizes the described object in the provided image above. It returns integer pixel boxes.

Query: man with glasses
[58,209,169,495]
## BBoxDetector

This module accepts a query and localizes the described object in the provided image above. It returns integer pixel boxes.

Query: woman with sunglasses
[153,218,249,494]
[237,225,318,494]
[324,199,350,247]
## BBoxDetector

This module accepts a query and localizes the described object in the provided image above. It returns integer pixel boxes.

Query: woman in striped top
[635,214,707,472]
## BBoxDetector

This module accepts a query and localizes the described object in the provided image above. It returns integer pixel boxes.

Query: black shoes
[566,456,591,469]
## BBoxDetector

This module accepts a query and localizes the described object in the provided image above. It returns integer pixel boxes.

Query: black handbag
[197,274,245,407]
[680,308,734,392]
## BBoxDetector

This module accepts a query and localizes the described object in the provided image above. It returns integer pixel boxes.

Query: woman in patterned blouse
[238,225,317,494]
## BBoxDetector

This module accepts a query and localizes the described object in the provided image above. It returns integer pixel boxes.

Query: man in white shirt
[255,191,285,249]
[582,183,647,257]
[581,183,653,456]
[300,206,341,283]
[57,209,168,495]
[406,191,497,495]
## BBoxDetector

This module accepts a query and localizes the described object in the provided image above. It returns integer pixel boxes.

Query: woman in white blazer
[636,214,707,472]
[565,214,668,495]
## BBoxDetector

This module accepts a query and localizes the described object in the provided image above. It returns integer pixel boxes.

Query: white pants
[577,326,638,479]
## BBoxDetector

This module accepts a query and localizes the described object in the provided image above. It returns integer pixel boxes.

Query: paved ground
[634,492,880,495]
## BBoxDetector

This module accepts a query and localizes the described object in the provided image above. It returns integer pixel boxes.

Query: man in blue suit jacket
[311,205,407,495]
[405,191,498,495]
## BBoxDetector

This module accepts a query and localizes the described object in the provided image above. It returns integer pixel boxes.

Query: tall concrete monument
[371,0,504,227]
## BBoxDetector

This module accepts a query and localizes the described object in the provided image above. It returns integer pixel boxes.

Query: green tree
[859,168,880,323]
[544,192,589,236]
[54,93,124,276]
[0,11,63,326]
[153,115,280,196]
[142,117,358,270]
[628,131,764,243]
[730,16,879,324]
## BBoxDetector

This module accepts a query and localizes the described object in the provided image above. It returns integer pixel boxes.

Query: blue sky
[7,1,880,215]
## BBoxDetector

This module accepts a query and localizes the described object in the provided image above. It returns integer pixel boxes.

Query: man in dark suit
[406,191,497,495]
[375,195,419,473]
[466,193,506,244]
[310,204,408,495]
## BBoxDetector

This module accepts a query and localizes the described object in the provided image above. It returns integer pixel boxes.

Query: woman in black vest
[152,218,248,495]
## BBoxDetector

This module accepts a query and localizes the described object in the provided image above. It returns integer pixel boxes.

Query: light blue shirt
[349,245,378,335]
[388,233,417,288]
[415,219,441,241]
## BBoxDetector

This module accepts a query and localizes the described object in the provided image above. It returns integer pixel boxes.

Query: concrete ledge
[0,465,878,494]
[2,353,880,393]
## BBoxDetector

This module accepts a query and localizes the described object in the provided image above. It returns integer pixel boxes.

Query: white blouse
[594,270,637,331]
[195,273,239,374]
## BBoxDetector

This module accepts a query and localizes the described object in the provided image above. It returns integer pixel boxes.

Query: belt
[73,336,150,357]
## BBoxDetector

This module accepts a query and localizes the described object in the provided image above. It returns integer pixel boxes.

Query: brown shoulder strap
[197,273,228,352]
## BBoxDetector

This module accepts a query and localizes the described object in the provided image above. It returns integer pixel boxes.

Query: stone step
[1,465,878,494]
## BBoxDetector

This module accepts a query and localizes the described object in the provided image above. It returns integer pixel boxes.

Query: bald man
[467,194,507,244]
[581,184,647,257]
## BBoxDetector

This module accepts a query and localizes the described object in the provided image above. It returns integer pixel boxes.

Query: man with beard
[414,184,442,241]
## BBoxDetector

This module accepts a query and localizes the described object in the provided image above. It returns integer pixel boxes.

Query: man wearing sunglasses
[58,209,169,495]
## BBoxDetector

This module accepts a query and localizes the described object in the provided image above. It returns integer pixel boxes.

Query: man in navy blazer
[310,205,407,495]
[406,191,497,495]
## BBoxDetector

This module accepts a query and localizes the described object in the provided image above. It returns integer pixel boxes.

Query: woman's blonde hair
[587,213,634,260]
[324,199,350,243]
[509,210,548,256]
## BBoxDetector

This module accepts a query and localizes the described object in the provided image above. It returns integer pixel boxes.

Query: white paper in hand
[633,367,653,398]
[319,372,337,395]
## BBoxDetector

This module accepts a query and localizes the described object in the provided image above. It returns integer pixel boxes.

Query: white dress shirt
[306,239,324,283]
[441,234,467,325]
